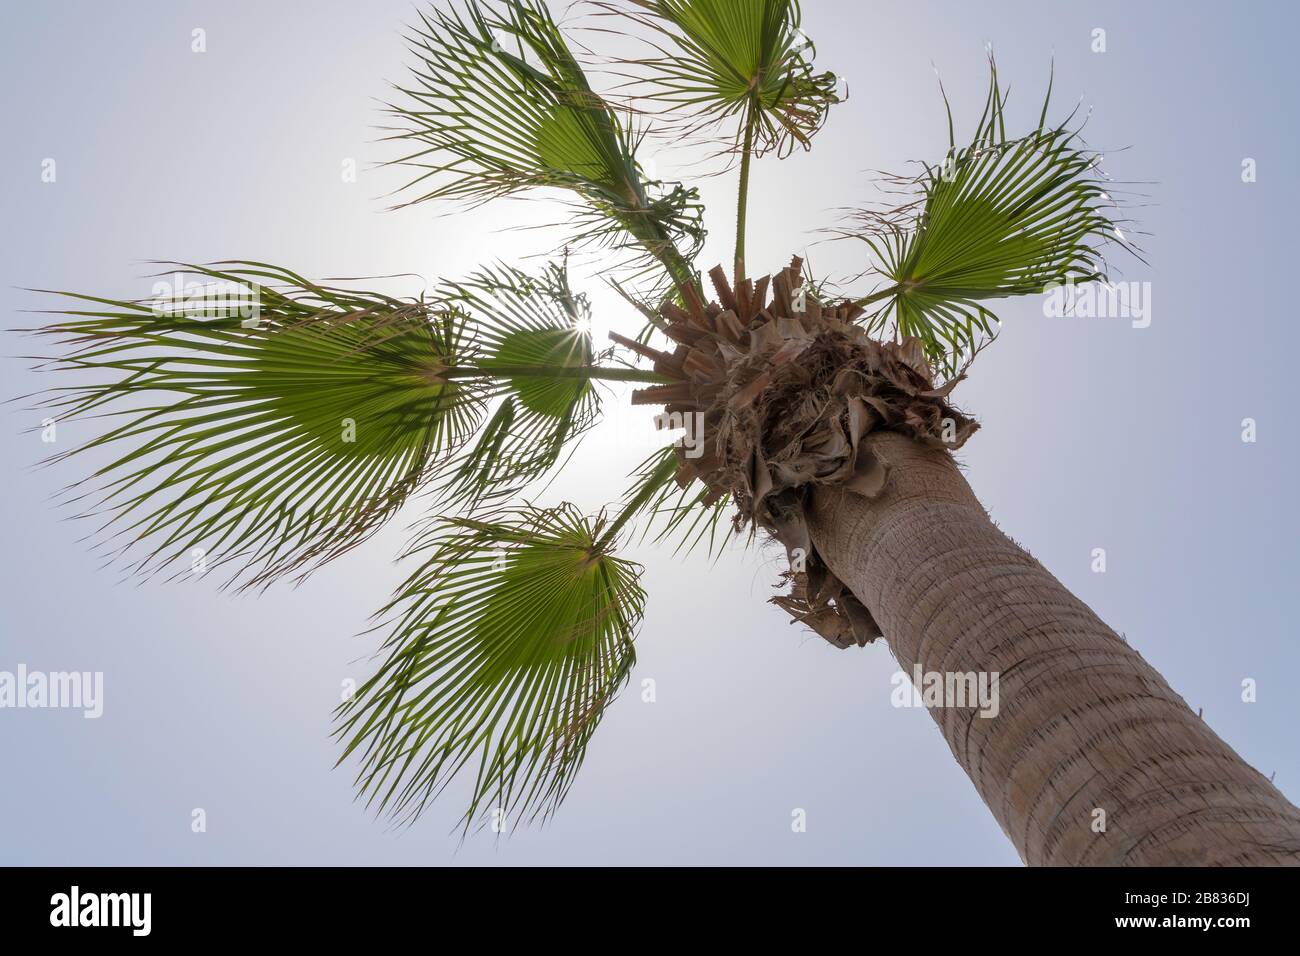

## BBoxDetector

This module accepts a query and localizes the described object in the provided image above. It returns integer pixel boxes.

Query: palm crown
[25,0,1126,831]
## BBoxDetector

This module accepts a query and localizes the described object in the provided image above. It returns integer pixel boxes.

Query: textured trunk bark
[808,432,1300,866]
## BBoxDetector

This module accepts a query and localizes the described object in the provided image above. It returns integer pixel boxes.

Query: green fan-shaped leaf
[594,0,841,157]
[486,328,591,416]
[25,262,485,590]
[387,0,702,288]
[852,61,1128,374]
[439,262,601,507]
[532,108,617,186]
[335,503,645,828]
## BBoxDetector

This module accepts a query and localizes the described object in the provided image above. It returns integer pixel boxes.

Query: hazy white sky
[2,0,1297,865]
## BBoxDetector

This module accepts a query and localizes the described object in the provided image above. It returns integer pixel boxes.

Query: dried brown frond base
[623,257,979,648]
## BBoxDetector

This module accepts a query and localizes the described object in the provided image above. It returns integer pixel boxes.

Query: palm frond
[25,262,484,591]
[849,60,1128,375]
[437,260,602,507]
[335,503,645,829]
[592,0,841,158]
[616,445,732,556]
[387,0,703,288]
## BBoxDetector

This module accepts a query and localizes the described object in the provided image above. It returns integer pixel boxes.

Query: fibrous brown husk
[623,257,978,648]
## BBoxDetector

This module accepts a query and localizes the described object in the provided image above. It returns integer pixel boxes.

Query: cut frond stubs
[334,503,645,830]
[589,0,842,159]
[845,59,1133,376]
[386,0,703,289]
[624,256,978,646]
[25,262,485,592]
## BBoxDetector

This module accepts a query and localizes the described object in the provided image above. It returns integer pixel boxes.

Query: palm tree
[22,0,1300,865]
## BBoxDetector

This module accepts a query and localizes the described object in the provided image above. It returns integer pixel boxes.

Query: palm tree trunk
[807,432,1300,865]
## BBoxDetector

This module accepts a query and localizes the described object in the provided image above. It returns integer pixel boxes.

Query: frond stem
[442,364,669,385]
[735,109,758,276]
[594,451,680,553]
[850,283,903,310]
